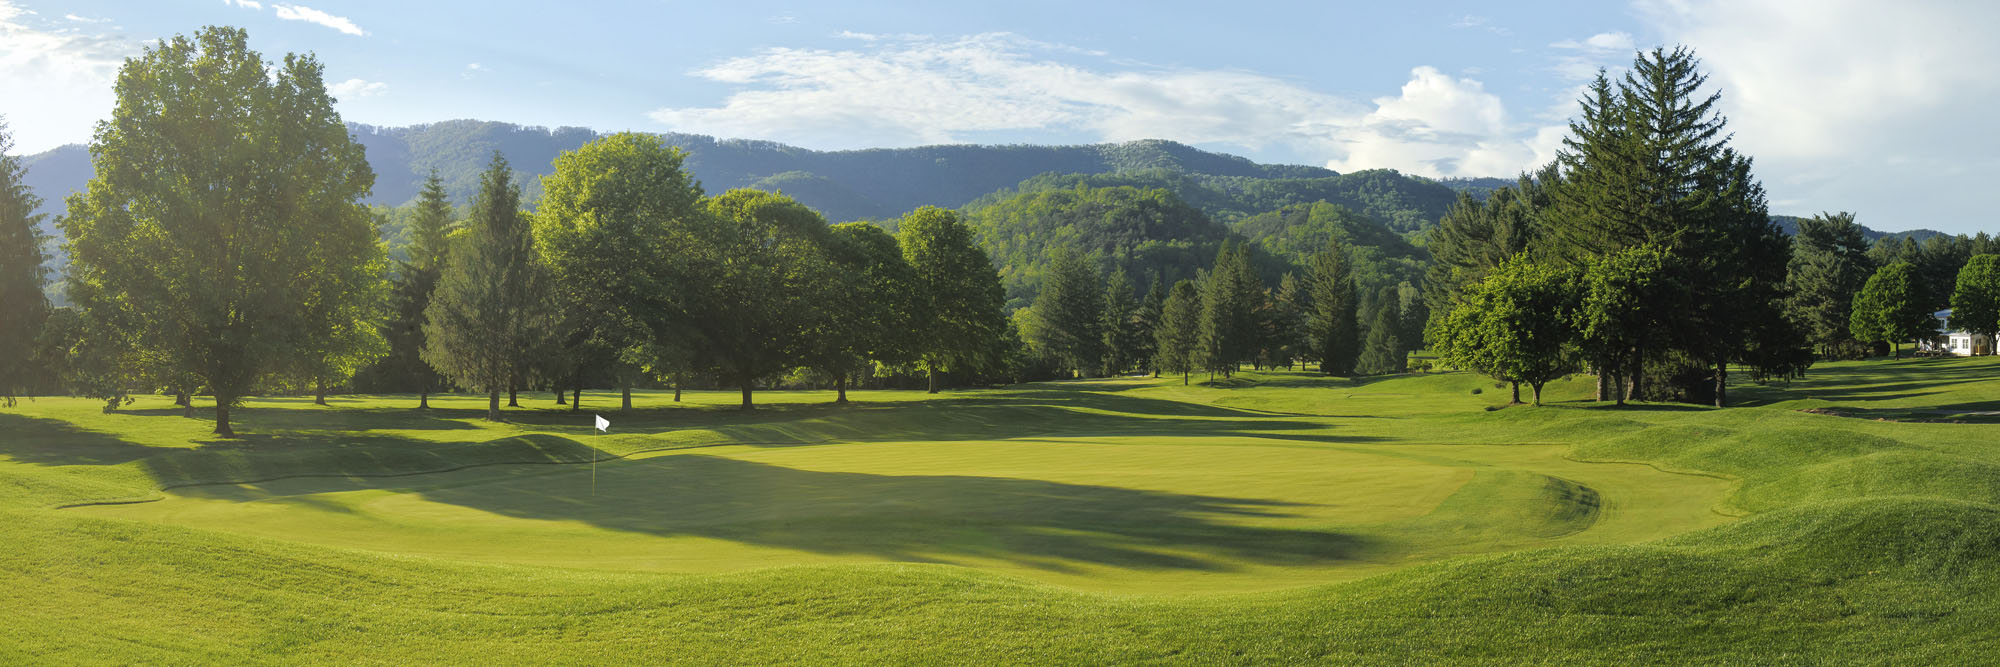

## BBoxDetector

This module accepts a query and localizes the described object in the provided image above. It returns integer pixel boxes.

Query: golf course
[5,358,1999,663]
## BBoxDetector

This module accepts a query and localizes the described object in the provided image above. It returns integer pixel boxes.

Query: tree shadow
[115,404,484,433]
[176,453,1374,572]
[0,413,164,466]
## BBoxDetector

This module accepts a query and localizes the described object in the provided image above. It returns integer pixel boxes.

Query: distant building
[1930,310,1992,356]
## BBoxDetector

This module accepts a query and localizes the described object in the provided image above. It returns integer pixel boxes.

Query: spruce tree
[381,172,456,408]
[1134,277,1165,376]
[1306,241,1358,376]
[1027,248,1103,376]
[422,152,553,420]
[0,120,48,406]
[1098,267,1137,376]
[1197,243,1244,379]
[1155,279,1202,385]
[1784,212,1874,357]
[1356,287,1405,375]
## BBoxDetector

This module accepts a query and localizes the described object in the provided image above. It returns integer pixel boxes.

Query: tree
[1026,248,1104,376]
[1099,267,1140,376]
[1197,241,1261,379]
[535,133,704,410]
[1432,259,1583,405]
[1356,286,1405,375]
[694,190,840,409]
[1576,244,1685,404]
[60,27,376,435]
[422,152,554,420]
[808,222,917,402]
[899,206,1007,393]
[1949,254,2000,355]
[1134,277,1165,376]
[379,172,457,408]
[1785,212,1875,358]
[1155,279,1202,385]
[1849,262,1932,359]
[1306,241,1359,376]
[0,119,48,407]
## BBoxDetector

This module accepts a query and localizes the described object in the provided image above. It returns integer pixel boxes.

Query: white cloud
[649,33,1555,179]
[222,0,262,9]
[329,78,387,98]
[1551,31,1635,53]
[1636,0,2000,231]
[1451,14,1511,36]
[0,0,138,152]
[272,4,364,36]
[64,13,110,23]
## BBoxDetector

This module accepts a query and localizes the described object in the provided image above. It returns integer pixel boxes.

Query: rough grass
[3,356,1999,662]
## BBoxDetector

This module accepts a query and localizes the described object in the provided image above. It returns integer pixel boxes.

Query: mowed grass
[4,358,2000,662]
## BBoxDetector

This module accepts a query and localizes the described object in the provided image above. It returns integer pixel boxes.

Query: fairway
[9,361,2000,662]
[72,435,1731,592]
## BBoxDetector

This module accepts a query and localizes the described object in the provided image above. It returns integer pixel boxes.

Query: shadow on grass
[0,413,164,466]
[178,453,1372,572]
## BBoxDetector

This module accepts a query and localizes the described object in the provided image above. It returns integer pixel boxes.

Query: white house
[1931,309,1992,356]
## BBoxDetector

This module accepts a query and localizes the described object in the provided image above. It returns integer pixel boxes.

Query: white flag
[594,414,610,433]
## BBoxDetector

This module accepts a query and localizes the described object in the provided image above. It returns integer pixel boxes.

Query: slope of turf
[4,357,1999,662]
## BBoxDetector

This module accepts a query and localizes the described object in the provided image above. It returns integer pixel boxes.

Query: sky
[2,0,1995,234]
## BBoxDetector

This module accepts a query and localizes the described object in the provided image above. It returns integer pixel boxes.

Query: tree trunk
[673,376,682,402]
[487,389,501,422]
[1612,370,1626,406]
[740,377,754,410]
[1628,348,1644,402]
[927,364,940,394]
[213,395,234,437]
[571,388,581,411]
[556,385,566,405]
[507,382,520,408]
[418,389,429,410]
[1531,382,1544,406]
[1510,382,1521,404]
[835,372,848,404]
[1594,370,1610,402]
[1182,371,1189,386]
[622,383,632,411]
[314,379,327,406]
[181,392,195,418]
[1713,362,1728,408]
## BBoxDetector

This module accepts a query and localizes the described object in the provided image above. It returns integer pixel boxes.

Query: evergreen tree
[1098,267,1138,376]
[1134,277,1165,376]
[1197,242,1244,378]
[1155,279,1202,385]
[1785,212,1875,358]
[60,27,377,435]
[1027,247,1103,376]
[422,152,554,420]
[380,172,456,408]
[1849,262,1932,360]
[1949,254,2000,355]
[0,119,48,407]
[1305,241,1359,376]
[899,206,1007,393]
[1270,273,1308,369]
[1356,286,1405,375]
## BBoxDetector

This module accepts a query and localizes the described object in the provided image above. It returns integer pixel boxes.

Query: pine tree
[1027,248,1103,376]
[0,119,48,406]
[1197,242,1244,379]
[1784,212,1874,358]
[422,152,554,421]
[1270,273,1308,369]
[1306,241,1358,376]
[1098,267,1137,376]
[378,172,457,408]
[1134,277,1165,376]
[1155,279,1202,385]
[1356,287,1405,375]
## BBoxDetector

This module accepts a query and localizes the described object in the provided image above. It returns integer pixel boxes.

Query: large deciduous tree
[809,222,917,402]
[422,152,554,420]
[60,27,377,435]
[0,119,48,407]
[1432,258,1583,406]
[1949,254,2000,354]
[695,190,839,409]
[898,206,1007,393]
[1849,262,1931,360]
[535,132,704,410]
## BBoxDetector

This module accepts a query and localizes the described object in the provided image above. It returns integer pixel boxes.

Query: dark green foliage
[368,173,455,404]
[1098,268,1142,376]
[1577,245,1687,404]
[1421,172,1548,321]
[1849,262,1933,359]
[59,27,378,435]
[898,206,1008,393]
[1132,278,1165,375]
[810,222,918,400]
[1197,242,1262,378]
[978,167,1459,233]
[1265,273,1309,369]
[422,153,554,420]
[694,190,842,408]
[1948,255,2000,353]
[1785,212,1875,358]
[1356,286,1405,375]
[1154,280,1202,384]
[0,120,48,406]
[1305,241,1359,376]
[964,184,1227,309]
[1025,248,1103,376]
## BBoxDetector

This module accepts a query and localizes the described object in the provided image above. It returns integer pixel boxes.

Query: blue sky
[3,1,1996,234]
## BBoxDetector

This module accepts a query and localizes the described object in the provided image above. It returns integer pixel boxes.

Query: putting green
[72,436,1734,593]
